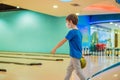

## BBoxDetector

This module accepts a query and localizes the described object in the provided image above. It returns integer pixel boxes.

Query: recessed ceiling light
[71,3,80,7]
[60,0,72,2]
[17,6,20,8]
[53,5,58,9]
[76,13,80,15]
[110,22,113,24]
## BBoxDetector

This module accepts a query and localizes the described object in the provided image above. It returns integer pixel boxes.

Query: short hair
[66,14,78,25]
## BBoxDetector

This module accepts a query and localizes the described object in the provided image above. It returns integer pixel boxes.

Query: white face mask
[66,23,72,28]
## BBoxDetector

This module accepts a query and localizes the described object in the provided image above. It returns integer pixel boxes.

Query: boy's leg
[64,58,74,80]
[72,58,86,80]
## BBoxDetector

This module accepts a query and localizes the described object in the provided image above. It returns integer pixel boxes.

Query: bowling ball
[80,57,87,69]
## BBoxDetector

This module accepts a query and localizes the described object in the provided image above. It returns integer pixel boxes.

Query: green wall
[0,10,69,54]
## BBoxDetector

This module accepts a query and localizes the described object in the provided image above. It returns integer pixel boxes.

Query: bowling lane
[90,62,120,80]
[0,52,69,58]
[0,60,69,80]
[0,52,69,63]
[0,52,70,80]
[71,56,120,80]
[0,52,120,80]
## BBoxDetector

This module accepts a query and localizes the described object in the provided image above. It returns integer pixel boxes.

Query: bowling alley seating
[105,48,113,56]
[96,43,106,53]
[96,43,106,51]
[95,43,106,56]
[114,48,120,56]
[83,47,90,55]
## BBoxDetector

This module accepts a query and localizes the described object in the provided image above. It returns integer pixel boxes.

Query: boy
[51,14,86,80]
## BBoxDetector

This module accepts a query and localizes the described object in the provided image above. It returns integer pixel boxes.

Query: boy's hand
[51,38,67,55]
[51,48,56,55]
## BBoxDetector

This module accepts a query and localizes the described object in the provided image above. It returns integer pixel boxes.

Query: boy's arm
[51,38,67,54]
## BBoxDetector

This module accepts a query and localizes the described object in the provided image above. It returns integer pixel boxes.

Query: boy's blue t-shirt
[65,29,82,59]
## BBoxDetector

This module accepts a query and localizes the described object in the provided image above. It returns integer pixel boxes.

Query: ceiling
[0,0,120,16]
[0,3,16,11]
[0,3,24,11]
